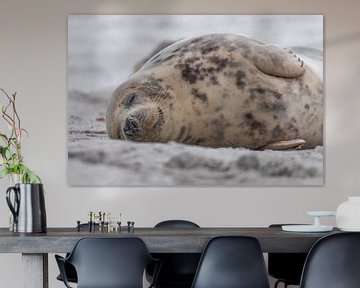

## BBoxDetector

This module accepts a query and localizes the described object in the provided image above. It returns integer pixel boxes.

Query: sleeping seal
[106,34,323,149]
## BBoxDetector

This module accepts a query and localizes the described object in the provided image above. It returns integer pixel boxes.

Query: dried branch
[0,88,40,183]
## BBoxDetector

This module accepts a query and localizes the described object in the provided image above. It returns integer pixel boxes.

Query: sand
[67,90,323,186]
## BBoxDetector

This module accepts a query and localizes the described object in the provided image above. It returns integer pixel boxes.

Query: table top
[0,227,340,254]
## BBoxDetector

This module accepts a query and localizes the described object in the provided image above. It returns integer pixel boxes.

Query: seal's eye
[124,93,137,108]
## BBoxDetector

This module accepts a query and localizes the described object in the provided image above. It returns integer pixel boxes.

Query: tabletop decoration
[336,197,360,231]
[0,88,46,233]
[0,89,40,183]
[282,211,335,233]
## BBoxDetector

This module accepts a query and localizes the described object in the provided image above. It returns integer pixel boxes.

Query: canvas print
[68,15,323,185]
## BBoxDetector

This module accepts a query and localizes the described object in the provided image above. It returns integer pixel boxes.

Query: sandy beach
[68,88,323,186]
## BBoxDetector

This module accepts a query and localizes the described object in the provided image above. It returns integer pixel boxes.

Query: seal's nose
[123,118,139,137]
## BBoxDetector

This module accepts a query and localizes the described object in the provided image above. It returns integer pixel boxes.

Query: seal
[106,34,323,149]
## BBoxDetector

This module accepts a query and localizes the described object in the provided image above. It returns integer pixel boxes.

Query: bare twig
[0,89,23,167]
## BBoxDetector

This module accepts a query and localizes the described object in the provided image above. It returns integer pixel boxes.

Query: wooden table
[0,227,338,288]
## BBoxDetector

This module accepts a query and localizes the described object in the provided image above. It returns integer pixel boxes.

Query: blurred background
[68,15,323,93]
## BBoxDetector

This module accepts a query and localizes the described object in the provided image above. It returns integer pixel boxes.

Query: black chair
[191,236,270,288]
[56,262,77,284]
[154,220,200,229]
[300,232,360,288]
[147,220,201,288]
[268,224,308,288]
[55,237,160,288]
[56,223,99,284]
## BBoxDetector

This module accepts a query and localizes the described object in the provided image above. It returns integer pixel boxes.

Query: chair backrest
[300,232,360,288]
[67,237,154,288]
[268,224,308,285]
[150,220,201,287]
[191,236,270,288]
[155,220,200,228]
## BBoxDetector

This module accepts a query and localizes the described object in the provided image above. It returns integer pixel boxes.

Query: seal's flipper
[252,45,305,78]
[262,139,306,150]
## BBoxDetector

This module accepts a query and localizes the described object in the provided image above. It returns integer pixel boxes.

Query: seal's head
[106,77,172,142]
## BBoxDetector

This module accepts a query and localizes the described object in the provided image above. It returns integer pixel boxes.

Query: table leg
[22,253,48,288]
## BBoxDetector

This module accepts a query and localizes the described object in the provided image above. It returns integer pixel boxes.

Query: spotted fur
[106,33,323,149]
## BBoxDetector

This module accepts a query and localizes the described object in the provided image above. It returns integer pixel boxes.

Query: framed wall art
[68,15,323,186]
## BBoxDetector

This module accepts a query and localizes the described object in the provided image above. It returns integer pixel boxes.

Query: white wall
[0,0,359,287]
